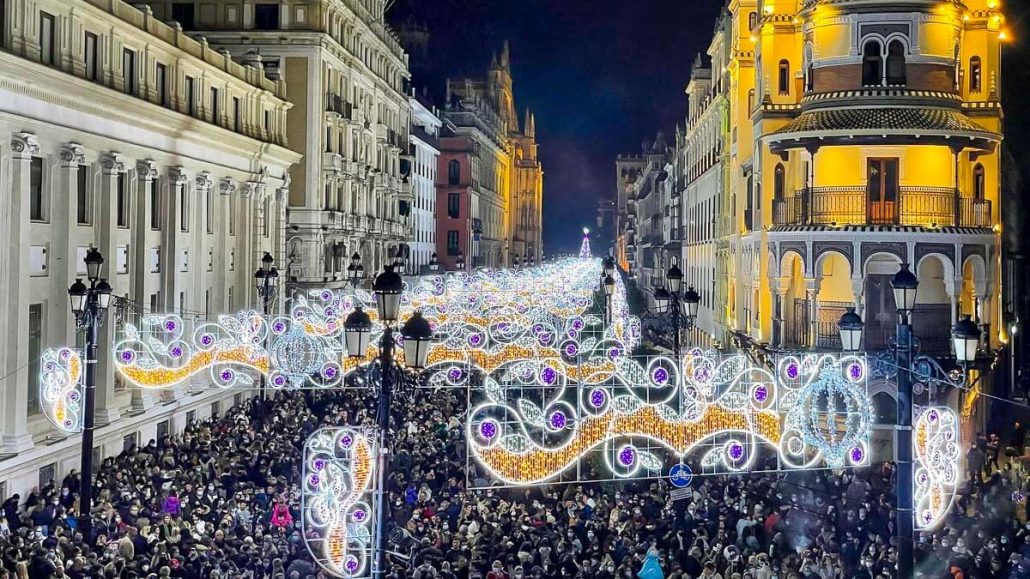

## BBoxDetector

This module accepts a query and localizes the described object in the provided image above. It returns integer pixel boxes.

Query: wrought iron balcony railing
[772,187,992,228]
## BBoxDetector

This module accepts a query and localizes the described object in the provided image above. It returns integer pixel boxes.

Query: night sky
[390,0,725,254]
[391,0,1030,256]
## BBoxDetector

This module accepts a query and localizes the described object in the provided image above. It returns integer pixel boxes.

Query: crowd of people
[1,378,1029,578]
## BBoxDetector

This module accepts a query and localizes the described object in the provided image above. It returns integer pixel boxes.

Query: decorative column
[218,178,237,313]
[55,145,86,343]
[805,278,819,349]
[129,160,159,414]
[946,277,962,327]
[93,152,125,426]
[774,277,790,348]
[1,134,40,453]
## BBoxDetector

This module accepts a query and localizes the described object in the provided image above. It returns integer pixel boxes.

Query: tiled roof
[773,107,997,137]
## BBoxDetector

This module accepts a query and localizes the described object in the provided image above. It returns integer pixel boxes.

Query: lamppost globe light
[952,315,980,363]
[401,311,434,369]
[682,285,701,319]
[343,306,373,358]
[261,252,274,274]
[94,279,113,311]
[666,263,683,294]
[891,263,919,317]
[373,266,404,322]
[68,279,88,315]
[653,287,672,314]
[837,307,864,352]
[84,247,104,282]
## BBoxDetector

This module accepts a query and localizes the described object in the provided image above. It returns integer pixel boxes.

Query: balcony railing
[772,187,992,228]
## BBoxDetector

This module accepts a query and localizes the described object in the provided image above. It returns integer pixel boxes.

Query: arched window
[448,159,460,185]
[886,40,907,85]
[973,163,985,199]
[747,88,755,112]
[774,163,785,199]
[862,39,883,86]
[969,56,982,92]
[748,12,757,30]
[778,60,790,94]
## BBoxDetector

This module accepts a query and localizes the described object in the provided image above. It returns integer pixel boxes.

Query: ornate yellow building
[715,0,1006,353]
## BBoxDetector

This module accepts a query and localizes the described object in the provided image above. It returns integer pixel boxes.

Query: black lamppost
[603,274,615,324]
[428,252,439,274]
[455,252,466,273]
[952,315,980,368]
[513,255,521,270]
[891,262,919,579]
[67,247,113,544]
[345,265,433,578]
[603,256,616,278]
[255,252,278,399]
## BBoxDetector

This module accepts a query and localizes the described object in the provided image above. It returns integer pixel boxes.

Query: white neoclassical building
[0,0,300,498]
[407,95,441,275]
[135,0,414,290]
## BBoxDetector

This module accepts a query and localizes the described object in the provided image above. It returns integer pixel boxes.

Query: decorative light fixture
[681,285,700,320]
[891,263,919,319]
[69,279,88,315]
[666,263,683,294]
[603,256,615,277]
[84,247,104,282]
[344,306,372,358]
[837,307,864,352]
[653,287,671,314]
[373,266,404,323]
[951,315,979,363]
[429,252,439,272]
[401,311,434,369]
[603,274,615,297]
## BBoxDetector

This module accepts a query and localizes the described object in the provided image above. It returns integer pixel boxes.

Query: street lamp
[67,247,114,544]
[455,252,466,273]
[681,286,700,325]
[890,263,919,579]
[343,266,433,578]
[603,274,615,324]
[653,287,671,314]
[347,252,362,288]
[603,256,615,278]
[255,252,277,399]
[837,307,864,352]
[428,253,439,273]
[666,263,683,294]
[952,315,980,365]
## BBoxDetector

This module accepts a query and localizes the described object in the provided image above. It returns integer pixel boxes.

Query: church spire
[490,50,499,70]
[500,40,510,70]
[528,111,536,138]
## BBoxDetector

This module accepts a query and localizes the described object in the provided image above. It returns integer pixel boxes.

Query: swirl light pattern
[914,407,960,531]
[467,352,872,485]
[40,348,84,433]
[302,428,377,578]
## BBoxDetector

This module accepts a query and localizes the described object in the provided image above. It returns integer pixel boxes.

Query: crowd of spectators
[1,380,1029,579]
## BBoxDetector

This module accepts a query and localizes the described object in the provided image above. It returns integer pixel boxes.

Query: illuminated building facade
[439,42,543,270]
[614,154,646,273]
[634,0,1006,356]
[0,0,298,493]
[407,95,441,274]
[137,0,415,289]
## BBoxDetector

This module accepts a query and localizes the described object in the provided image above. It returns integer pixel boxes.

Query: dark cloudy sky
[390,0,726,254]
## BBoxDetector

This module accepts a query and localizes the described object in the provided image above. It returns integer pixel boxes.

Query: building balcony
[772,187,991,229]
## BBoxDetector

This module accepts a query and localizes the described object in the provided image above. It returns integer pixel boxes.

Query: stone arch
[960,253,988,319]
[915,252,956,290]
[780,249,806,281]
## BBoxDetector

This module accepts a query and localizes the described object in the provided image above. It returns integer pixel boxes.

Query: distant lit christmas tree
[579,227,591,258]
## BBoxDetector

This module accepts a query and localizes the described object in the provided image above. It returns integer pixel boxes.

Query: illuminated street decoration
[302,428,377,578]
[467,352,873,485]
[914,407,960,531]
[39,348,85,433]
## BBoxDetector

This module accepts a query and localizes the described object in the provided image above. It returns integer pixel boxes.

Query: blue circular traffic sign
[669,463,692,488]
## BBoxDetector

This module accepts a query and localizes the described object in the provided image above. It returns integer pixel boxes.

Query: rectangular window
[229,196,236,236]
[28,304,42,414]
[233,96,241,132]
[171,2,196,29]
[150,180,161,230]
[38,463,55,488]
[205,289,211,318]
[156,420,170,442]
[185,76,196,116]
[76,165,90,225]
[150,292,160,313]
[186,410,196,425]
[264,110,271,134]
[122,433,137,453]
[447,192,460,218]
[39,12,54,65]
[254,3,280,30]
[116,173,128,228]
[234,393,242,407]
[263,199,270,237]
[210,87,219,124]
[84,32,98,81]
[179,291,186,316]
[228,287,233,312]
[29,157,44,221]
[211,400,221,418]
[447,230,460,256]
[156,63,168,107]
[179,184,189,232]
[122,48,136,95]
[205,188,214,234]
